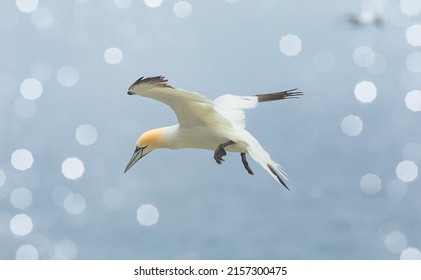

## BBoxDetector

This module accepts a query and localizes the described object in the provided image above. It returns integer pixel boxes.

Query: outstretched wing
[127,76,232,129]
[213,89,302,129]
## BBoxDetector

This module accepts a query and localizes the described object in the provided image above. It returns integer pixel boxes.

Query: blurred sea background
[1,0,421,260]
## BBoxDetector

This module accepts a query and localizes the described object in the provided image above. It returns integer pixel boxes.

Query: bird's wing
[213,89,302,129]
[128,76,232,128]
[213,95,258,130]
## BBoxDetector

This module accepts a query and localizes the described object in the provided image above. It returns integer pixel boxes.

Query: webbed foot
[214,140,235,164]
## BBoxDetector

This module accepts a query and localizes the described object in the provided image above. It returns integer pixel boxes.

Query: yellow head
[124,128,166,173]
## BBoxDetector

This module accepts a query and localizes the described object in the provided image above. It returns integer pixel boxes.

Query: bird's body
[148,124,252,152]
[124,76,302,189]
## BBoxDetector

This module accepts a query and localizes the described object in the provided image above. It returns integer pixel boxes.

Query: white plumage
[213,94,258,129]
[124,76,302,189]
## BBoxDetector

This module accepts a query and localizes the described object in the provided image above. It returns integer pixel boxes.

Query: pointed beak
[124,146,147,173]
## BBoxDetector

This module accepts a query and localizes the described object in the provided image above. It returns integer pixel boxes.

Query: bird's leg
[241,153,254,175]
[214,140,235,164]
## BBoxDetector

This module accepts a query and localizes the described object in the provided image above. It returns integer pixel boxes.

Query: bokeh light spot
[406,52,421,73]
[63,193,86,215]
[16,244,39,260]
[52,239,77,259]
[405,90,421,112]
[16,0,38,13]
[354,81,377,103]
[379,222,400,241]
[384,231,408,253]
[75,124,98,146]
[400,247,421,260]
[10,214,33,236]
[396,160,418,182]
[31,7,54,29]
[113,0,132,9]
[61,157,85,180]
[174,1,192,18]
[400,0,421,16]
[137,204,159,226]
[279,34,302,56]
[406,24,421,46]
[11,149,34,171]
[51,186,72,207]
[10,188,33,209]
[360,173,381,195]
[0,169,6,187]
[20,78,42,100]
[104,47,123,65]
[341,115,363,136]
[57,66,79,87]
[144,0,163,8]
[353,45,375,67]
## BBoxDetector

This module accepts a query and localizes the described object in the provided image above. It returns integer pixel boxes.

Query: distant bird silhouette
[345,11,384,29]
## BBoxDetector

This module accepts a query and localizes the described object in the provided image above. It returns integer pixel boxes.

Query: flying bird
[124,76,302,190]
[345,11,384,29]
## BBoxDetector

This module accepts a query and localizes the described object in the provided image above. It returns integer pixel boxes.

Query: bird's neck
[155,125,181,149]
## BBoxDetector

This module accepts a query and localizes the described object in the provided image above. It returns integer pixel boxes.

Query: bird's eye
[135,145,147,152]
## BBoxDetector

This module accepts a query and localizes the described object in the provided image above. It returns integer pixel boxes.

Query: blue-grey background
[1,0,420,259]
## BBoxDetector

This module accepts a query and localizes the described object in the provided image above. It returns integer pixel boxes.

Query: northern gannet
[124,76,302,189]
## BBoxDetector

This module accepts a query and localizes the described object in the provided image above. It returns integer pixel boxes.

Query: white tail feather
[245,137,289,189]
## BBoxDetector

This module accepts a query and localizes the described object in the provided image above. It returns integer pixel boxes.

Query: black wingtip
[128,76,173,91]
[129,76,144,88]
[267,164,290,191]
[256,89,303,103]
